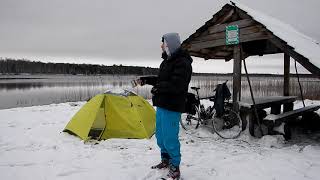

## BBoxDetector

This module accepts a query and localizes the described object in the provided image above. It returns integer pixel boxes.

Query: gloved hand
[151,87,158,95]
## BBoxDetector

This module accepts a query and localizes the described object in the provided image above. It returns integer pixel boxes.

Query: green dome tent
[63,90,155,141]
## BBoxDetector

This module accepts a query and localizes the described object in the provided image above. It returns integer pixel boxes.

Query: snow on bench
[264,105,320,122]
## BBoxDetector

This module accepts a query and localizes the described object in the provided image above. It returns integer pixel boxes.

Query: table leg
[248,111,255,136]
[283,102,294,112]
[271,104,281,114]
[240,111,248,131]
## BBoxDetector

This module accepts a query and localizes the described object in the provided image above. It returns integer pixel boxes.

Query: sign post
[226,25,239,45]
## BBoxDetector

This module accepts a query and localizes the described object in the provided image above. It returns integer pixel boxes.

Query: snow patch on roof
[232,1,320,70]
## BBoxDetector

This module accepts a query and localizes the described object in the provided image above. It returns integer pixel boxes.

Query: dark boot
[151,159,169,169]
[167,165,180,179]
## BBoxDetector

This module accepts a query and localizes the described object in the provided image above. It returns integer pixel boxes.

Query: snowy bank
[0,100,320,180]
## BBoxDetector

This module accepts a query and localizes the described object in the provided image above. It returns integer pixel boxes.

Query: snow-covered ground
[1,100,320,180]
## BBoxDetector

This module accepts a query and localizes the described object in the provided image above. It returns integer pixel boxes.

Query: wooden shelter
[182,2,320,112]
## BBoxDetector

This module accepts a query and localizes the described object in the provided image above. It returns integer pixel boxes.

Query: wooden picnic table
[239,96,297,112]
[238,96,297,136]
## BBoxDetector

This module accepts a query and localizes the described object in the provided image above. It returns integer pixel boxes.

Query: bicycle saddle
[191,87,200,90]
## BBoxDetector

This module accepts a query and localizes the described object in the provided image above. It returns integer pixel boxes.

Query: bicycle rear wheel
[180,106,201,130]
[211,107,242,139]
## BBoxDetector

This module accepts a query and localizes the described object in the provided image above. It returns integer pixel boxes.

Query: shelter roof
[182,1,320,76]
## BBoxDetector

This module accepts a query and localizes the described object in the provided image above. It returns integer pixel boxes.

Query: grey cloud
[0,0,319,64]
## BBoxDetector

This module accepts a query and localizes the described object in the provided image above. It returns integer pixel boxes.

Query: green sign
[226,25,239,45]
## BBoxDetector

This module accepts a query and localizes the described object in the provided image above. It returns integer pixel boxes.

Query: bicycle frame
[182,80,242,139]
[184,80,233,128]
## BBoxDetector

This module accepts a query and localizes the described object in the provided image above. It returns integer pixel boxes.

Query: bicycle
[180,80,243,139]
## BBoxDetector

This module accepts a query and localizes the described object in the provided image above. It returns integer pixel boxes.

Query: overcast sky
[1,0,319,73]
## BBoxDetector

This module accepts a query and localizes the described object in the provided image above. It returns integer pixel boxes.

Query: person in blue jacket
[139,32,193,179]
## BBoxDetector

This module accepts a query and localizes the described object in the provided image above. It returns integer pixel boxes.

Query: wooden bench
[264,105,320,122]
[263,105,320,139]
[239,96,297,136]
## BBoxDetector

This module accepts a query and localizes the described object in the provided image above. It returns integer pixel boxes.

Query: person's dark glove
[151,87,158,95]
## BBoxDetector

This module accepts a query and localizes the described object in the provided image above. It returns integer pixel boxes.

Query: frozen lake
[0,74,319,109]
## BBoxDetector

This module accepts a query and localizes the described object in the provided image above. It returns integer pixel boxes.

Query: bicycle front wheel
[211,107,242,139]
[180,106,201,131]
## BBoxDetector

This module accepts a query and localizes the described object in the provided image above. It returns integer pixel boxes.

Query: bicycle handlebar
[190,79,229,101]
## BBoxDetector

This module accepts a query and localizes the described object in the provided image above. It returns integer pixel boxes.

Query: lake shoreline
[0,74,319,110]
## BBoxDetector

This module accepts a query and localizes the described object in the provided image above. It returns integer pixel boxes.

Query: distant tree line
[0,58,159,75]
[0,58,316,77]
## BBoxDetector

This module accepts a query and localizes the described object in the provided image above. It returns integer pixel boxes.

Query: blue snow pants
[155,107,181,167]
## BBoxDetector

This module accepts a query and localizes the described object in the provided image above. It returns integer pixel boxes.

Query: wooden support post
[283,53,293,112]
[233,45,242,112]
[284,53,290,96]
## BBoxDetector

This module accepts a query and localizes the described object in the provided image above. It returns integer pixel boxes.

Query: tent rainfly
[63,90,156,141]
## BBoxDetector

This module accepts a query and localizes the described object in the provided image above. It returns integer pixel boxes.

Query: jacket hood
[162,33,181,56]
